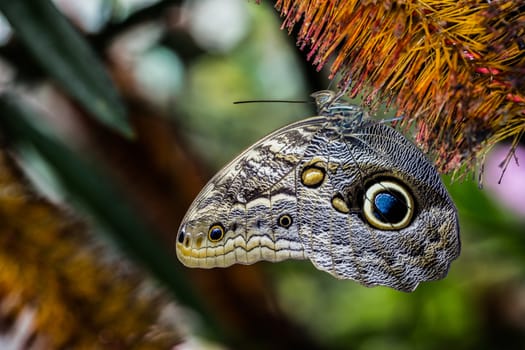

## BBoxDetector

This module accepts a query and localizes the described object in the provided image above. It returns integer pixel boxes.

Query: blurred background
[0,0,524,349]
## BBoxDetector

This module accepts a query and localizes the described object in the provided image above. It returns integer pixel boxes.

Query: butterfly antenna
[233,99,309,104]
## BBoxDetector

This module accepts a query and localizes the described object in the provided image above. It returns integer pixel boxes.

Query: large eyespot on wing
[362,180,414,230]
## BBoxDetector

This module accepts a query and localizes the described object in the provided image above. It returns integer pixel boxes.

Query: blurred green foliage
[0,0,131,136]
[271,177,525,350]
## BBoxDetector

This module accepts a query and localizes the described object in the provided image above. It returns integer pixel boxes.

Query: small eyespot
[195,236,203,248]
[331,193,350,214]
[278,214,293,228]
[177,230,185,244]
[300,165,326,188]
[362,180,414,230]
[208,223,225,242]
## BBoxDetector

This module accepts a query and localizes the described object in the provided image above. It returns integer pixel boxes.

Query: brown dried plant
[269,0,525,175]
[0,151,183,349]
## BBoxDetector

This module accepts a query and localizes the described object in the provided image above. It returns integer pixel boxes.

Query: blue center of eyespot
[209,227,223,240]
[373,192,407,224]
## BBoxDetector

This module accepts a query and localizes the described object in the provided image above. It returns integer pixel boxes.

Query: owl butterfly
[176,90,460,292]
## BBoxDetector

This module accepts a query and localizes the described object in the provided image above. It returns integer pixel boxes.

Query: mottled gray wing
[176,116,329,267]
[295,119,459,291]
[176,111,460,292]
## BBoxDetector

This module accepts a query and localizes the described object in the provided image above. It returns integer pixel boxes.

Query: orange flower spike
[272,0,525,174]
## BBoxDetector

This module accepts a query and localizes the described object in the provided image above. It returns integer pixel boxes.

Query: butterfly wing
[176,112,460,292]
[176,116,329,268]
[294,119,459,291]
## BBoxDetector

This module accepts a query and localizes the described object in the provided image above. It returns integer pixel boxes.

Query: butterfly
[176,90,460,292]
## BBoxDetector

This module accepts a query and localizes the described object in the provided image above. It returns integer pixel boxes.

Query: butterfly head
[311,90,364,122]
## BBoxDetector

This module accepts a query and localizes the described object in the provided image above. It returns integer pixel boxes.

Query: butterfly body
[176,91,460,292]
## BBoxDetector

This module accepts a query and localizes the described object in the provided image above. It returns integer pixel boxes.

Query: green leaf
[0,93,225,341]
[0,0,132,137]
